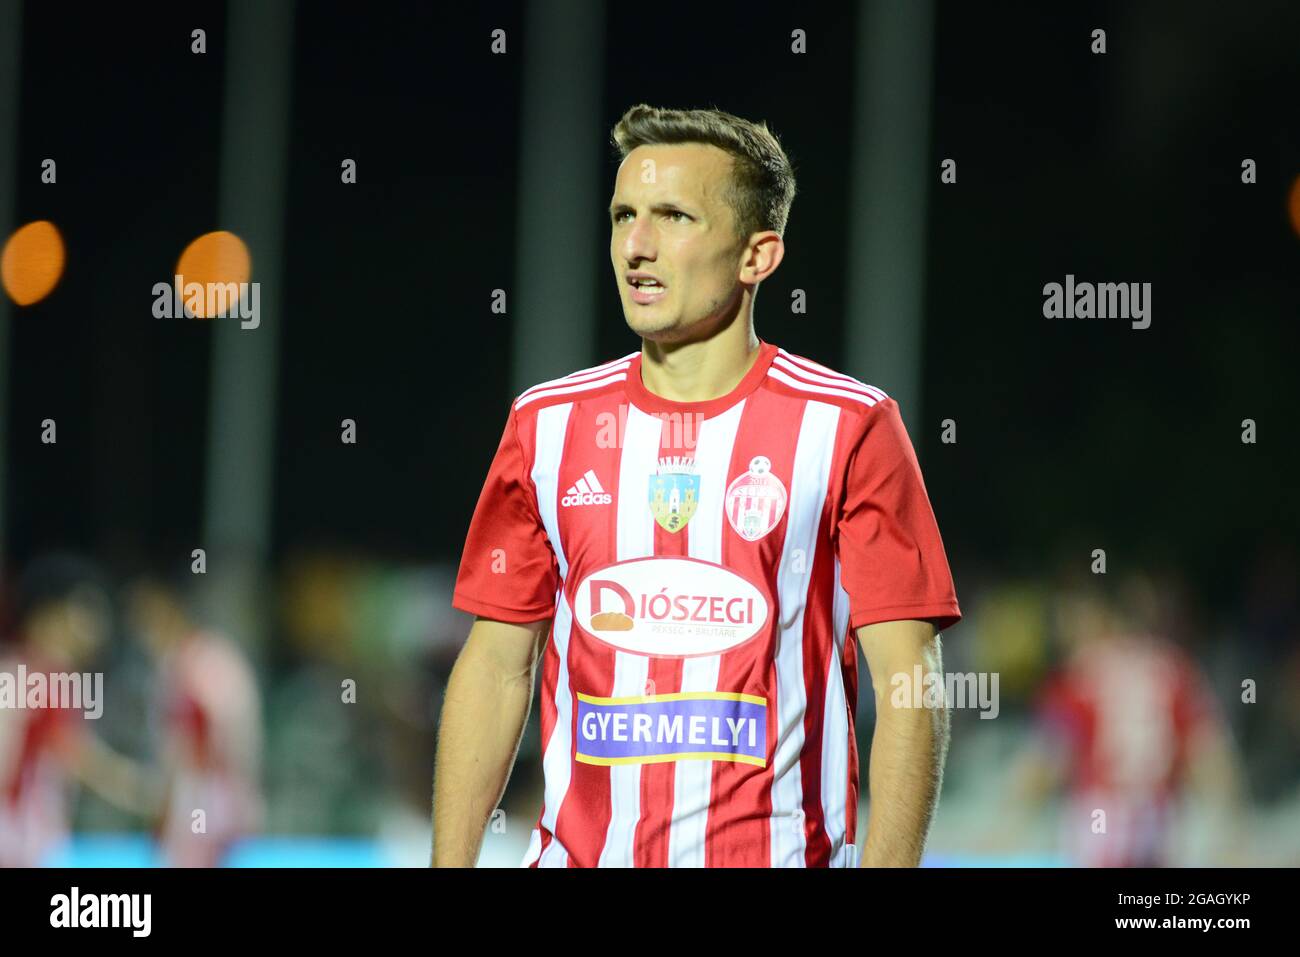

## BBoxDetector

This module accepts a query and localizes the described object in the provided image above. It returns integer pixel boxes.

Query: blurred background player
[127,576,264,867]
[1011,571,1245,866]
[0,554,156,866]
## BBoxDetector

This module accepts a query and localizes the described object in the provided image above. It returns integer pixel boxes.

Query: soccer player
[1017,573,1243,866]
[434,104,961,867]
[0,555,155,866]
[126,577,263,867]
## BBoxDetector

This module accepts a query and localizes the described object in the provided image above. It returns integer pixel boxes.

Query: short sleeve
[452,406,560,623]
[835,398,962,632]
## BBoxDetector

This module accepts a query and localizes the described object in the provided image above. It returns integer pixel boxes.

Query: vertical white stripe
[769,401,841,867]
[520,828,542,867]
[821,558,851,865]
[531,403,573,868]
[597,405,662,867]
[832,559,850,668]
[586,469,604,493]
[667,401,745,867]
[536,591,575,867]
[575,477,591,494]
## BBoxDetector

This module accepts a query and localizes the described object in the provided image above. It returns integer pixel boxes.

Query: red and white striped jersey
[1036,636,1217,867]
[156,631,263,867]
[453,340,961,867]
[0,655,77,867]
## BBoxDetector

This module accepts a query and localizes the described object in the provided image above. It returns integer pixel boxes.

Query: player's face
[610,143,748,342]
[27,594,109,667]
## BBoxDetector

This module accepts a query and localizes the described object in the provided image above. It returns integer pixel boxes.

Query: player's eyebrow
[609,201,696,217]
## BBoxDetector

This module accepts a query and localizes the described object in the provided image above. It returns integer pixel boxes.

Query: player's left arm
[856,618,947,867]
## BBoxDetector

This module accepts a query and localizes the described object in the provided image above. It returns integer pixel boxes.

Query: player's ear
[740,231,784,284]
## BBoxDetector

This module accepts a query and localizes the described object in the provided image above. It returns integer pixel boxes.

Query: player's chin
[623,312,680,340]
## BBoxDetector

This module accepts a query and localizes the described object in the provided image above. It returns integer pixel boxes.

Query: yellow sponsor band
[576,690,767,706]
[576,751,767,768]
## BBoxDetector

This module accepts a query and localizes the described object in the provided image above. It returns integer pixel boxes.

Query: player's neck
[639,317,762,404]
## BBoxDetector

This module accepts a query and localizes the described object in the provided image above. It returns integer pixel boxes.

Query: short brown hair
[610,104,797,242]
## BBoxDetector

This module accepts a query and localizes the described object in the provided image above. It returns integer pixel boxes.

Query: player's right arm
[431,615,549,867]
[438,402,559,866]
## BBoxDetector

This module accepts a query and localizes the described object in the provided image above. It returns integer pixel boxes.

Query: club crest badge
[649,456,699,533]
[725,455,787,541]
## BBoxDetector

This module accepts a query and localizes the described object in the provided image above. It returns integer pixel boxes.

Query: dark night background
[1,0,1296,865]
[8,3,1297,587]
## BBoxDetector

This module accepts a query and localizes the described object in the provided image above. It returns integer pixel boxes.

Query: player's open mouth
[628,276,667,305]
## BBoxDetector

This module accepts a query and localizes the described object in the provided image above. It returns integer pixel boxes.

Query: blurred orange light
[175,231,252,318]
[1,220,66,306]
[1290,174,1300,240]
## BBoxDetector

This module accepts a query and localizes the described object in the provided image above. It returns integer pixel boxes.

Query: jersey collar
[624,339,777,419]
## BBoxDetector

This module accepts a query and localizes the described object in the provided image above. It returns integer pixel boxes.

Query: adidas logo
[561,469,612,507]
